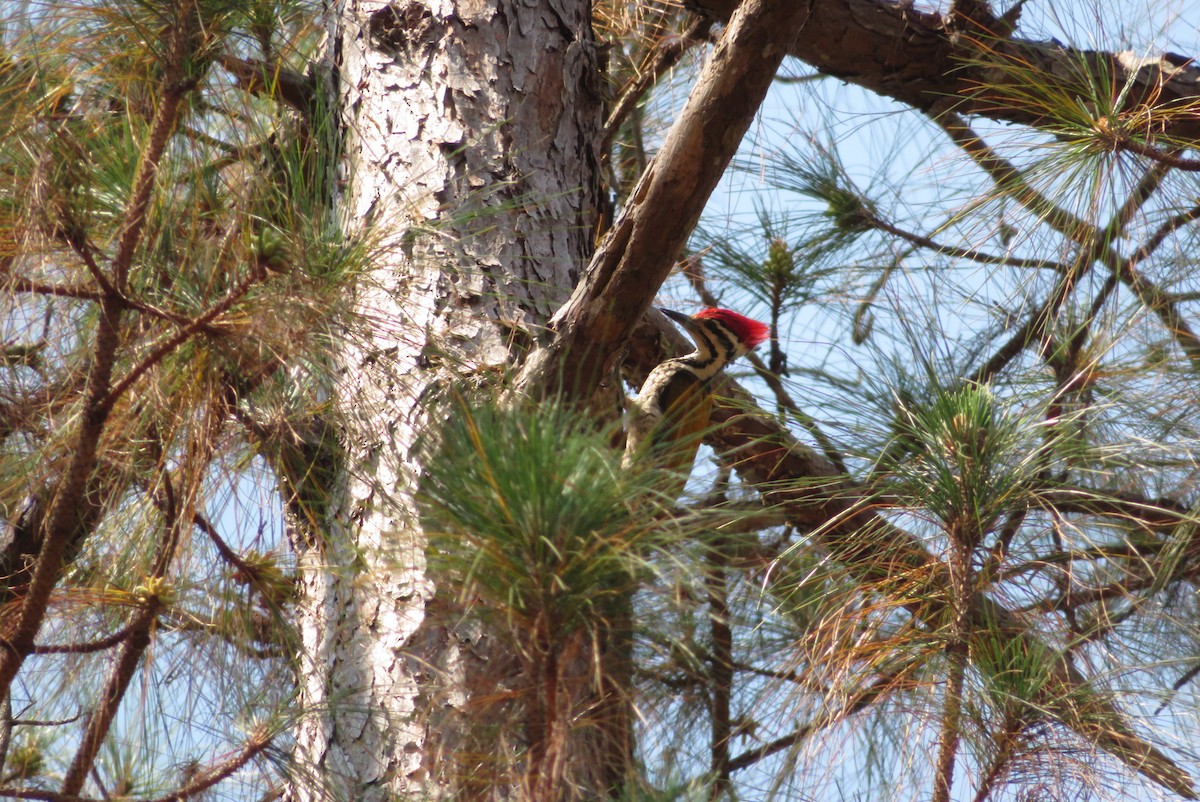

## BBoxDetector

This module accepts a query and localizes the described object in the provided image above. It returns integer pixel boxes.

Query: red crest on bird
[694,308,770,348]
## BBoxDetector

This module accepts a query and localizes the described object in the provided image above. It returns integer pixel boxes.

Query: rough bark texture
[689,0,1200,139]
[290,1,602,799]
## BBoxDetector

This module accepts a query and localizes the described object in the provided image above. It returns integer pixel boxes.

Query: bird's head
[661,307,769,361]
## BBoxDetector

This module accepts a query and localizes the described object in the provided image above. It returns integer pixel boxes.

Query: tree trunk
[287,1,602,798]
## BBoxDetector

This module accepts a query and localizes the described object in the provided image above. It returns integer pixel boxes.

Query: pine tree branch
[706,530,735,797]
[621,314,1198,799]
[216,53,316,117]
[32,626,135,656]
[601,16,708,153]
[937,114,1200,378]
[970,712,1026,802]
[58,600,162,795]
[726,658,921,773]
[933,519,977,802]
[59,420,219,796]
[0,275,104,302]
[0,728,271,802]
[0,3,202,706]
[2,271,232,332]
[864,214,1074,274]
[97,261,268,419]
[686,0,1200,141]
[1102,137,1200,171]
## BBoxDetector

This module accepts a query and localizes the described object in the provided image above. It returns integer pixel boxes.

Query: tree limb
[216,53,316,117]
[515,0,815,399]
[686,0,1200,141]
[0,4,201,703]
[0,728,271,802]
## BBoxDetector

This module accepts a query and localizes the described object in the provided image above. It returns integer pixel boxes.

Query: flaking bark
[291,0,602,799]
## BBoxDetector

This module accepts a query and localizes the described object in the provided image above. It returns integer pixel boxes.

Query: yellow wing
[646,370,713,480]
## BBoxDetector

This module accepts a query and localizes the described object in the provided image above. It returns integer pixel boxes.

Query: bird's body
[624,308,769,477]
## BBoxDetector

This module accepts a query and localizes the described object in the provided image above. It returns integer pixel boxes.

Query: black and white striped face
[661,309,748,375]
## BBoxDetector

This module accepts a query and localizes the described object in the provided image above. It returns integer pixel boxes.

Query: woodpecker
[624,307,769,476]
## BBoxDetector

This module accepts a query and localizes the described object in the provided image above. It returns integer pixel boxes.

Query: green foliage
[421,396,665,639]
[0,0,352,798]
[972,620,1058,711]
[883,379,1041,535]
[769,144,879,239]
[420,395,703,797]
[3,734,47,783]
[695,204,839,314]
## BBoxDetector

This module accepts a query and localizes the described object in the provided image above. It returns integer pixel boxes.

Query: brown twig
[63,233,121,302]
[158,610,288,660]
[3,271,227,332]
[602,16,708,153]
[726,659,921,773]
[98,262,266,417]
[700,466,734,799]
[970,711,1026,802]
[932,517,977,802]
[216,52,316,117]
[866,213,1074,274]
[1,275,104,302]
[32,625,135,655]
[1109,137,1200,171]
[58,596,164,795]
[61,386,227,795]
[0,728,272,802]
[1027,569,1200,616]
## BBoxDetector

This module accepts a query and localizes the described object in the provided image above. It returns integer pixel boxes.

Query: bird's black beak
[659,307,692,326]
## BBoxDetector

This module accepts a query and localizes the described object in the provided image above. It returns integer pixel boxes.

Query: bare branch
[727,659,921,773]
[866,214,1074,274]
[937,113,1200,377]
[98,262,267,417]
[0,275,103,302]
[215,53,316,117]
[687,0,1200,141]
[33,626,134,656]
[1105,137,1200,171]
[602,16,708,153]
